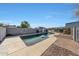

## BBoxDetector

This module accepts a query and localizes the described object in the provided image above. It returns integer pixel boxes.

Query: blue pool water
[21,33,49,46]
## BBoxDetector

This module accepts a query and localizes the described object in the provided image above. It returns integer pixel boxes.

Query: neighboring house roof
[66,21,79,28]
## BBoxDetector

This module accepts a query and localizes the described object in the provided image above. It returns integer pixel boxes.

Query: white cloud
[46,15,52,19]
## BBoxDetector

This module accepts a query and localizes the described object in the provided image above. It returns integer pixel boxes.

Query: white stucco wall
[0,27,6,41]
[71,27,79,42]
[74,27,79,42]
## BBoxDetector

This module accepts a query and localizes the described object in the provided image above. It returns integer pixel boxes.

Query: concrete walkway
[0,34,57,56]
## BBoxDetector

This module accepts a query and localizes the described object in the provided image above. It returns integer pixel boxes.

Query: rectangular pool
[20,33,49,46]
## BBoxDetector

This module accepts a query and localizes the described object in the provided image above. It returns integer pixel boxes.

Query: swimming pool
[21,33,49,46]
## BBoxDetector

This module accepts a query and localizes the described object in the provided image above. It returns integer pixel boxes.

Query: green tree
[0,23,3,26]
[20,21,30,28]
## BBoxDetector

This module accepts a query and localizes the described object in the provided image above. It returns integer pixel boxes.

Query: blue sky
[0,3,76,28]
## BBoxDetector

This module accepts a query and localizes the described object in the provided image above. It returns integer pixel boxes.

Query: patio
[0,34,57,56]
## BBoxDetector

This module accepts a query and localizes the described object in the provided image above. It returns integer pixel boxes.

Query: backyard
[0,3,79,56]
[42,33,79,56]
[0,32,79,56]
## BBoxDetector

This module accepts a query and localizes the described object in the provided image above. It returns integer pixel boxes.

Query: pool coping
[0,34,58,56]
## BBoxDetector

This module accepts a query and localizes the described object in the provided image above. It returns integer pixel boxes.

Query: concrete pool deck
[0,34,58,56]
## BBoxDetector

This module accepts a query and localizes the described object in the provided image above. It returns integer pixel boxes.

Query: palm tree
[74,4,79,17]
[72,4,79,21]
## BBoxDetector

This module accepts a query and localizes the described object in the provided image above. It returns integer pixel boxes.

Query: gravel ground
[42,33,78,56]
[42,44,78,56]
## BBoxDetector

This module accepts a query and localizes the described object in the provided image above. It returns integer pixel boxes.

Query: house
[35,27,48,33]
[65,21,79,42]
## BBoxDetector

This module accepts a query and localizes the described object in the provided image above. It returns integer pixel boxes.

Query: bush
[63,28,71,34]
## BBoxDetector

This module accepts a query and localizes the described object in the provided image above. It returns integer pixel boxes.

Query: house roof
[66,21,79,28]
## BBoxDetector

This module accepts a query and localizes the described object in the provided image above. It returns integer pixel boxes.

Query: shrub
[63,28,71,34]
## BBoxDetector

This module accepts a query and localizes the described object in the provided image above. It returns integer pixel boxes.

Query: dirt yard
[42,33,79,56]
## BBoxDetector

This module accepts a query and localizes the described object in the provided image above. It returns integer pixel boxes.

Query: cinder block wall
[0,27,6,41]
[6,28,37,36]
